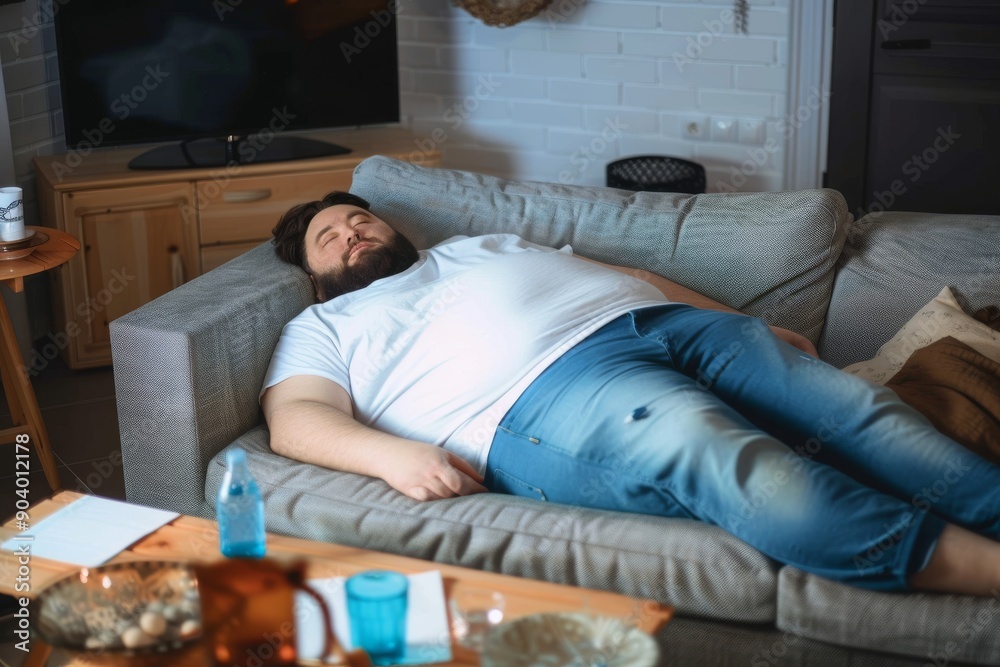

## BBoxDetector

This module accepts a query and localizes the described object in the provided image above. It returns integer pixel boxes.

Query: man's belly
[345,250,665,443]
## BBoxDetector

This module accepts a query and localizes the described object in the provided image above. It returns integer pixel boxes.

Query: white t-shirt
[262,234,669,473]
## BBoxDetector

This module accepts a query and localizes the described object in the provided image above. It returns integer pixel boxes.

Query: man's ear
[308,273,323,301]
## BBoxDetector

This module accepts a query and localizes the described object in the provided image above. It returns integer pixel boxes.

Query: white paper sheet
[1,495,180,567]
[296,570,452,665]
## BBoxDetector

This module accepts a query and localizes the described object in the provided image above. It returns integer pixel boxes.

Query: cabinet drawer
[198,168,353,245]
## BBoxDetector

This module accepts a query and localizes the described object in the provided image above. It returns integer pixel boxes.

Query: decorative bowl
[35,560,203,662]
[482,612,659,667]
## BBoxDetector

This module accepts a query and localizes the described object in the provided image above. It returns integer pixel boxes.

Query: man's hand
[382,441,488,501]
[264,375,487,502]
[769,326,819,358]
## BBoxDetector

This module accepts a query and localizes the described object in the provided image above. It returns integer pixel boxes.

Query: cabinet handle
[171,251,185,289]
[881,39,932,50]
[222,189,273,203]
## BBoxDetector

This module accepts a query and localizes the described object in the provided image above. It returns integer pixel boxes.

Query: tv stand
[33,126,439,368]
[128,134,351,170]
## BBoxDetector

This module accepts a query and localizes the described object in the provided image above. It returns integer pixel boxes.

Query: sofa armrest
[110,242,313,517]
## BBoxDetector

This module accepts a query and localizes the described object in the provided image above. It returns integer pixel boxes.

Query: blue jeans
[484,304,1000,590]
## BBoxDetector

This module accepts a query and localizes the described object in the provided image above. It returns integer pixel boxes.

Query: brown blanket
[886,336,1000,465]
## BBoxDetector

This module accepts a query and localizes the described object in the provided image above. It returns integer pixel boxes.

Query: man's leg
[910,524,1000,596]
[485,310,948,591]
[629,304,1000,541]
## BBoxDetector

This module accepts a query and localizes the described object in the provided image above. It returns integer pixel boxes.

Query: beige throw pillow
[841,287,1000,385]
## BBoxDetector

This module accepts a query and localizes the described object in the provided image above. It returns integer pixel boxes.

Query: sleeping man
[261,191,1000,597]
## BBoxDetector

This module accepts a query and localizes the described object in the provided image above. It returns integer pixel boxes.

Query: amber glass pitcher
[194,558,371,667]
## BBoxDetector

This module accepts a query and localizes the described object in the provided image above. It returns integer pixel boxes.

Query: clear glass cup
[345,570,409,663]
[449,589,505,652]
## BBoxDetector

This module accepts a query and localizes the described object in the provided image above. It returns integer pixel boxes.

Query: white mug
[0,187,25,241]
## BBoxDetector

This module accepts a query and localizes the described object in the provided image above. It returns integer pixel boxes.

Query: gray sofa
[111,156,1000,665]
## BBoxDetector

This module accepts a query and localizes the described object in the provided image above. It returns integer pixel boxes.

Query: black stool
[606,155,706,194]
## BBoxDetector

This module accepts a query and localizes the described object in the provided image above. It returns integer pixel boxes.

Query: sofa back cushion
[819,211,1000,368]
[350,156,851,343]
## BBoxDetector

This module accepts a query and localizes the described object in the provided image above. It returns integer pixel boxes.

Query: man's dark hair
[271,191,372,272]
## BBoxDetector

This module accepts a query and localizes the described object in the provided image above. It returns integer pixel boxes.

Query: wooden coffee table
[1,492,673,666]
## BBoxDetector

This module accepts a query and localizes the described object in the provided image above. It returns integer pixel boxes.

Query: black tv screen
[54,0,399,155]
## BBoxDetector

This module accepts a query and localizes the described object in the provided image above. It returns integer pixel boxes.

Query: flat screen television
[53,0,400,169]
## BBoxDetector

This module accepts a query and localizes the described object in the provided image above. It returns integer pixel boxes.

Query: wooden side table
[0,226,80,491]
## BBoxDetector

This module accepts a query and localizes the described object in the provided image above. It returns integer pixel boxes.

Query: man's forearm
[268,399,414,481]
[266,397,487,500]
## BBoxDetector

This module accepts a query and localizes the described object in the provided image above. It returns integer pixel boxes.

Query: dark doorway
[826,1,1000,218]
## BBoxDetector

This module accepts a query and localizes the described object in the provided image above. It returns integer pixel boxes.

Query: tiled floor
[0,350,124,525]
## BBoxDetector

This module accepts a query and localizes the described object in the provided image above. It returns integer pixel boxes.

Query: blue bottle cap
[226,449,247,465]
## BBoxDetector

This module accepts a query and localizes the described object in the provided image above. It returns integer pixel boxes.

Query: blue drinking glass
[345,570,408,663]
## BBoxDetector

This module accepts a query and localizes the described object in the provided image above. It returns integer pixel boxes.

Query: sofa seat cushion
[206,426,781,623]
[349,156,851,344]
[818,211,1000,368]
[777,567,1000,666]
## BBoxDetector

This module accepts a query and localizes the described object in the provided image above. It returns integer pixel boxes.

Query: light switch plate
[738,119,765,145]
[710,118,737,143]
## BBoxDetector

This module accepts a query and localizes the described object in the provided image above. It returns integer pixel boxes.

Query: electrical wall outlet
[681,115,709,141]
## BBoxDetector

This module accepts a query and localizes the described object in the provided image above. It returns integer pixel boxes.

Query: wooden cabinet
[828,0,1000,214]
[34,126,439,368]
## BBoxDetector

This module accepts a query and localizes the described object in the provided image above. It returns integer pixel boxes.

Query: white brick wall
[399,0,791,192]
[0,0,793,208]
[0,0,64,226]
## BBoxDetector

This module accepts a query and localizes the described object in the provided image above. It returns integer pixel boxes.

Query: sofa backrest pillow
[819,211,1000,368]
[350,156,852,344]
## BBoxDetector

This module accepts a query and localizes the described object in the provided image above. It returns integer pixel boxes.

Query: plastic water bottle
[217,449,266,558]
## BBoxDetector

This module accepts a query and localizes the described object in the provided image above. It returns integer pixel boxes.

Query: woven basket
[452,0,555,27]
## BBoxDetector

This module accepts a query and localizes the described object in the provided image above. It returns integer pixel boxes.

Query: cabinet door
[62,182,198,368]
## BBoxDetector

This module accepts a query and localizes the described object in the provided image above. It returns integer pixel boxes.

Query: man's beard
[313,231,419,302]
